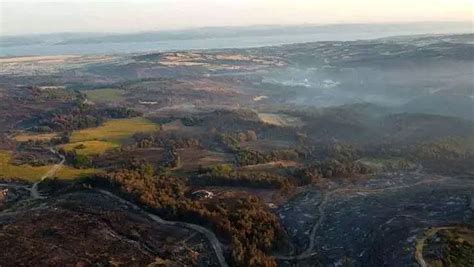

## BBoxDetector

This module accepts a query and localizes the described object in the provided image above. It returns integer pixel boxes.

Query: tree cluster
[409,138,474,173]
[298,159,373,180]
[197,164,293,190]
[237,149,298,166]
[134,132,200,149]
[217,132,299,166]
[29,103,141,132]
[63,150,92,168]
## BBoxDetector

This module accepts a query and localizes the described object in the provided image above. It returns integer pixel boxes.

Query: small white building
[268,203,277,209]
[191,190,214,199]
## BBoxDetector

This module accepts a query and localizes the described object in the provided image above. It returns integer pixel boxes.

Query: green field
[85,88,126,103]
[0,150,98,181]
[60,140,118,156]
[70,117,159,143]
[54,167,100,180]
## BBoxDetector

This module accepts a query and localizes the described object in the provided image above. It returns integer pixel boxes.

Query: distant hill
[298,103,474,145]
[1,22,472,47]
[401,94,474,121]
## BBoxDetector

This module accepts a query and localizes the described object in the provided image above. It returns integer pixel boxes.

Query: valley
[0,33,473,266]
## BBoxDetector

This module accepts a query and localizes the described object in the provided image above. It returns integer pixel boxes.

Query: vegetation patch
[60,140,118,156]
[13,132,58,142]
[0,150,97,181]
[85,88,126,103]
[177,148,234,171]
[0,150,51,181]
[70,117,159,143]
[358,157,415,171]
[55,166,99,179]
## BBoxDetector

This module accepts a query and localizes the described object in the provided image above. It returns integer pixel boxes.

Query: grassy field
[60,140,118,156]
[177,148,234,171]
[13,132,58,142]
[0,150,98,181]
[55,167,98,180]
[70,117,159,143]
[85,88,125,103]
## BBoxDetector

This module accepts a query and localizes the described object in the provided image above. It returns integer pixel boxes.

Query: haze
[1,0,472,36]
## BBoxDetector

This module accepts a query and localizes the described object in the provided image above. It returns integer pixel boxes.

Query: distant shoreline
[1,25,472,57]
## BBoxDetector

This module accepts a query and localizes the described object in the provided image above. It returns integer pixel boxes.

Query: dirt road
[276,172,447,262]
[30,148,65,199]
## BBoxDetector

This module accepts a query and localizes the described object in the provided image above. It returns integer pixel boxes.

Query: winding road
[98,190,228,267]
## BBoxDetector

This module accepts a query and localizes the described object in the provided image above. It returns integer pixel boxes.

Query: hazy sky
[1,0,472,35]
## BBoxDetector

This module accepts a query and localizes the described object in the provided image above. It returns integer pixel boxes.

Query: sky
[1,0,473,36]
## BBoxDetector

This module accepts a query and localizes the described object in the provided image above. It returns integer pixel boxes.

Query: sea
[1,27,472,57]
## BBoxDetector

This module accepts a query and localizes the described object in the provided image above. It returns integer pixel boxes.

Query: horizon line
[2,20,472,38]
